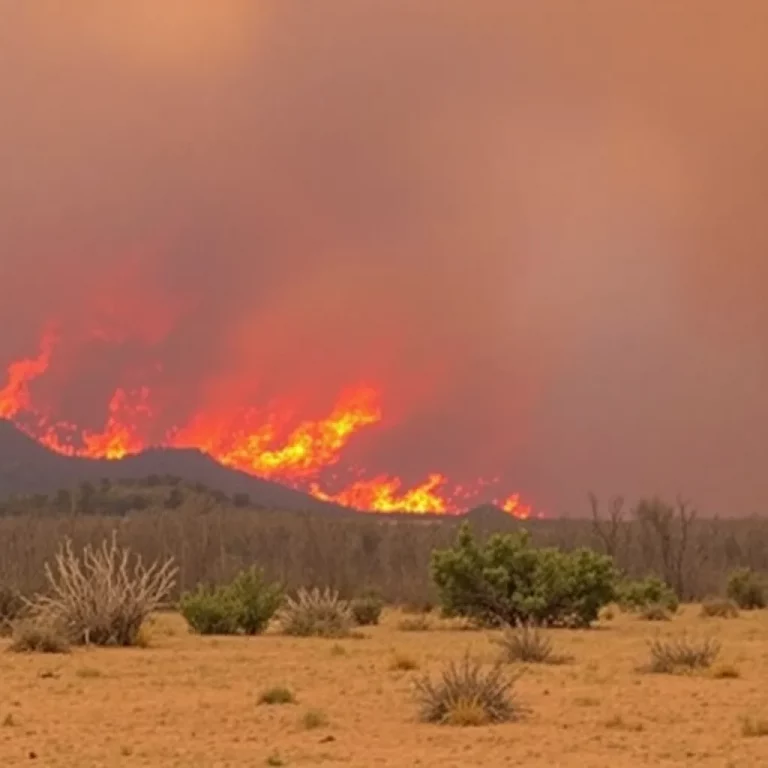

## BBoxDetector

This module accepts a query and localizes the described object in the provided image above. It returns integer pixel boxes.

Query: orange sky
[1,1,768,514]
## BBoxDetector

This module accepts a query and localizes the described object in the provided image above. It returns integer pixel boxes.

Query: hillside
[0,419,349,515]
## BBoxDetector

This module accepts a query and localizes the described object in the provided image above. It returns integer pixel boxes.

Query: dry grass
[646,634,721,674]
[0,607,766,766]
[700,598,740,619]
[495,624,572,664]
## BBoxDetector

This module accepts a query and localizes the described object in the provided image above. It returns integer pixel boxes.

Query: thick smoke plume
[1,1,767,514]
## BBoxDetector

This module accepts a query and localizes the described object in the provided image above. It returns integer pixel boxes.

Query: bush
[350,591,384,626]
[495,623,570,664]
[229,567,283,635]
[179,585,242,635]
[727,568,766,610]
[25,534,176,647]
[258,686,296,705]
[431,522,616,628]
[639,603,672,621]
[0,585,24,636]
[278,587,353,638]
[700,598,739,619]
[180,567,282,635]
[9,619,71,654]
[617,576,679,614]
[646,635,720,674]
[397,615,432,632]
[414,652,520,725]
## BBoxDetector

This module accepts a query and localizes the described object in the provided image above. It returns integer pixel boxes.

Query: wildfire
[0,329,57,419]
[0,330,537,518]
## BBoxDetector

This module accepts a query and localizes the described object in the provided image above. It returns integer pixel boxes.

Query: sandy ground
[1,607,767,767]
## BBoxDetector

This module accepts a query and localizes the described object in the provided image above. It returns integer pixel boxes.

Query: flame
[309,472,452,514]
[0,331,538,516]
[497,493,533,520]
[0,329,57,419]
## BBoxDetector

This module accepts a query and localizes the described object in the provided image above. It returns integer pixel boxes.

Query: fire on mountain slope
[0,329,536,517]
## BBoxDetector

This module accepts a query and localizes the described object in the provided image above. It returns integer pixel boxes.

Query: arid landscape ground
[2,607,767,768]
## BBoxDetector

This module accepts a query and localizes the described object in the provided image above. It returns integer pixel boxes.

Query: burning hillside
[0,326,534,517]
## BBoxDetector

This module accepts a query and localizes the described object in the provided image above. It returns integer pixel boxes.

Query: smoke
[1,1,767,513]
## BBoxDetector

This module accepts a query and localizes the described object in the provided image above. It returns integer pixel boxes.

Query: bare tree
[589,492,626,560]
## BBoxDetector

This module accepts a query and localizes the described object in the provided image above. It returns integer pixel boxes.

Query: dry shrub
[414,652,520,726]
[258,686,296,705]
[646,635,720,674]
[741,716,768,737]
[0,585,24,636]
[495,623,571,664]
[9,619,70,654]
[397,615,432,632]
[700,598,740,619]
[301,709,328,729]
[26,533,176,647]
[640,603,672,621]
[711,663,740,679]
[390,651,419,671]
[278,587,353,638]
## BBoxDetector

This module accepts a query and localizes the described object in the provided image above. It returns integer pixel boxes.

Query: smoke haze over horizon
[1,1,768,515]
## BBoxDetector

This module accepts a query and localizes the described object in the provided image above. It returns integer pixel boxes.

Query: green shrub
[229,567,283,635]
[430,522,616,628]
[350,591,384,626]
[179,585,241,635]
[180,567,282,635]
[414,652,520,725]
[727,568,766,610]
[617,576,679,614]
[278,587,353,638]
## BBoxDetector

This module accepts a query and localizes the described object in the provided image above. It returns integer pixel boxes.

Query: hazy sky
[1,1,767,514]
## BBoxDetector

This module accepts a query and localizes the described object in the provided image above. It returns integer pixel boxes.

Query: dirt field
[1,607,767,767]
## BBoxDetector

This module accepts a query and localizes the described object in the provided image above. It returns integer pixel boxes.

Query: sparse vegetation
[741,716,768,738]
[229,567,284,634]
[0,585,24,636]
[278,587,353,638]
[180,567,282,635]
[390,651,419,671]
[431,522,617,628]
[397,615,432,632]
[617,575,679,615]
[22,534,176,647]
[350,591,384,626]
[646,635,720,674]
[639,603,672,621]
[258,686,296,705]
[8,619,71,654]
[711,663,740,679]
[495,623,570,664]
[727,568,767,610]
[414,652,520,726]
[700,597,739,618]
[301,709,328,730]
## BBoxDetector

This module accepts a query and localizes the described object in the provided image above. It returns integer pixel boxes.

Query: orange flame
[0,329,57,419]
[309,472,452,514]
[0,332,539,516]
